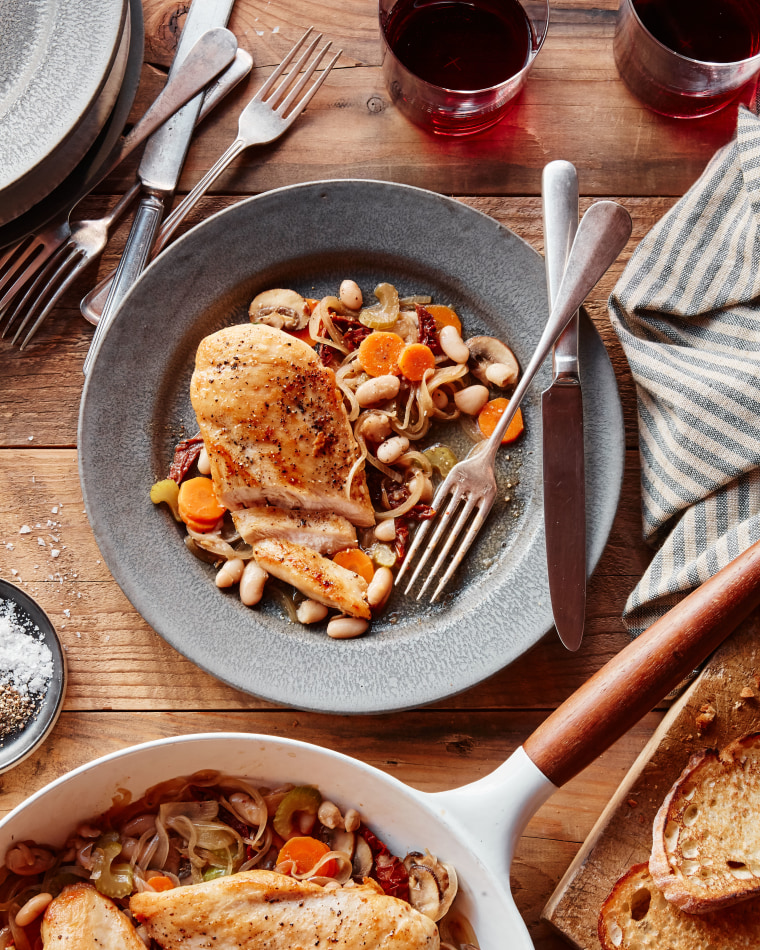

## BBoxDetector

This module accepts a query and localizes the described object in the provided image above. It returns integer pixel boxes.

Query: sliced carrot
[289,326,315,345]
[425,304,462,335]
[277,836,337,878]
[177,476,226,529]
[332,548,375,584]
[357,331,405,377]
[477,398,525,444]
[147,875,175,891]
[398,343,436,382]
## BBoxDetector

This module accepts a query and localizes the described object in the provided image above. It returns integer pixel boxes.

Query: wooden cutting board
[542,610,760,949]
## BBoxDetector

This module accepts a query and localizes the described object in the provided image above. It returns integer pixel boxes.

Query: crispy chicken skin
[252,538,370,619]
[232,506,357,556]
[41,883,145,950]
[190,324,374,526]
[130,869,440,950]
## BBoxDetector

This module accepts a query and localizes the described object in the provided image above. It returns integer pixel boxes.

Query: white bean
[439,325,470,363]
[359,412,392,443]
[376,435,409,464]
[356,375,400,407]
[318,800,344,830]
[417,474,434,504]
[344,808,361,832]
[485,361,515,387]
[215,558,245,588]
[197,446,211,475]
[15,893,53,928]
[367,566,393,609]
[326,616,369,639]
[240,561,267,606]
[432,388,449,410]
[296,599,329,624]
[339,279,363,310]
[374,519,396,542]
[454,384,490,415]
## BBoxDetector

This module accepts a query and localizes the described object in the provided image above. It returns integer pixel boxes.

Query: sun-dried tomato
[342,325,373,351]
[358,825,410,902]
[406,504,436,521]
[317,343,339,368]
[416,304,443,355]
[168,435,204,483]
[395,521,410,561]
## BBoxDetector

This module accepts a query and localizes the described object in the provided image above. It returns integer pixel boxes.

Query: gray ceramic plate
[0,0,127,225]
[0,580,66,774]
[79,180,624,714]
[0,0,144,250]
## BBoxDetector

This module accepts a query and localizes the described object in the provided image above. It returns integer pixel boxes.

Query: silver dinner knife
[541,160,586,651]
[84,0,238,375]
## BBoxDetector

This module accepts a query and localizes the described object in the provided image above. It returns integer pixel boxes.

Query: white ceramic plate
[78,180,624,714]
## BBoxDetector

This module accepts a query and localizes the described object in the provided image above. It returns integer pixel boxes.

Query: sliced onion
[398,450,433,475]
[459,412,486,444]
[186,527,254,560]
[375,472,424,520]
[399,294,432,306]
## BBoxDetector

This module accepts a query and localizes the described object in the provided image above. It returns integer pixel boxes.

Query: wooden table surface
[0,1,749,946]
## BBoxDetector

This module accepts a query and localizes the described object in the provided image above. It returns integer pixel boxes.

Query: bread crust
[649,732,760,913]
[599,863,760,949]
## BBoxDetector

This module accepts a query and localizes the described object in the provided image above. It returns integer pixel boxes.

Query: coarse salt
[0,601,53,696]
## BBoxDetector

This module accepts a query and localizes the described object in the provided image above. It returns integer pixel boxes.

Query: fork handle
[479,200,632,464]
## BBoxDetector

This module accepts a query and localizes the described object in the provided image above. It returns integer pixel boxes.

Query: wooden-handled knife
[541,160,585,651]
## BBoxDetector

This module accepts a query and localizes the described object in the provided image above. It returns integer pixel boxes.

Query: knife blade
[541,159,586,651]
[83,0,238,375]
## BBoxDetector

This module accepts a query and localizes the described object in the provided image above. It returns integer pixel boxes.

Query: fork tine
[400,482,464,593]
[1,246,65,337]
[262,33,323,108]
[429,503,492,602]
[278,46,340,120]
[9,247,80,345]
[17,250,87,349]
[416,496,477,600]
[0,239,42,308]
[254,27,315,102]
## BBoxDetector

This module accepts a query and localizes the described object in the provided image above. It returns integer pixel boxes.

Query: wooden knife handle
[524,539,760,787]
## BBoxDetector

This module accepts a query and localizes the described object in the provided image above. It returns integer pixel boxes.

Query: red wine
[633,0,760,63]
[383,0,533,91]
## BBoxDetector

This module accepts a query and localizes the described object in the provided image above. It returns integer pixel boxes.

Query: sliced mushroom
[404,850,459,921]
[352,835,374,877]
[249,289,311,331]
[466,336,519,389]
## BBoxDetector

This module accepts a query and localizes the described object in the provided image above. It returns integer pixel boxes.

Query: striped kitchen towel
[608,105,760,635]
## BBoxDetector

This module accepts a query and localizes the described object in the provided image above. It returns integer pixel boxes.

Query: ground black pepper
[0,682,37,743]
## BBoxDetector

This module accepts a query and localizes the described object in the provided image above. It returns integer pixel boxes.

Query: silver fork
[80,27,342,326]
[3,48,253,349]
[396,200,633,602]
[0,27,239,347]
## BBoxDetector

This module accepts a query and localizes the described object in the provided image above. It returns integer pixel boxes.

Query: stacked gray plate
[0,0,129,229]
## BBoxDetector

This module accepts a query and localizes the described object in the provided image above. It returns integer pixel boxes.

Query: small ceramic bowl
[0,580,67,774]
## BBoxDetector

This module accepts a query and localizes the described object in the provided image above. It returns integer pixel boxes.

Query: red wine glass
[614,0,760,118]
[379,0,550,135]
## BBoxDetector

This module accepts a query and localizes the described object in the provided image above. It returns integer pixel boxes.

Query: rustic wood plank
[543,613,760,949]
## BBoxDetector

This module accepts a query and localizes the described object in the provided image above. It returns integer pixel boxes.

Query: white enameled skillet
[3,541,760,947]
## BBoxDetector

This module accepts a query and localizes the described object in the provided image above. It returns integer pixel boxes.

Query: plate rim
[78,178,624,714]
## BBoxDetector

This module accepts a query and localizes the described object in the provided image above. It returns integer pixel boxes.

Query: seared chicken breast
[191,324,374,526]
[131,869,439,950]
[41,883,144,950]
[232,506,357,556]
[252,538,370,619]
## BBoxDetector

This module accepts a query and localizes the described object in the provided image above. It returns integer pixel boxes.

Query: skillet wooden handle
[523,539,760,787]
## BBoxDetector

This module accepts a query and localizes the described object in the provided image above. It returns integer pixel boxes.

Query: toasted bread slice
[649,733,760,913]
[598,863,760,949]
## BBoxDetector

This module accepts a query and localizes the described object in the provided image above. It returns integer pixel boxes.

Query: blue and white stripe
[608,106,760,635]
